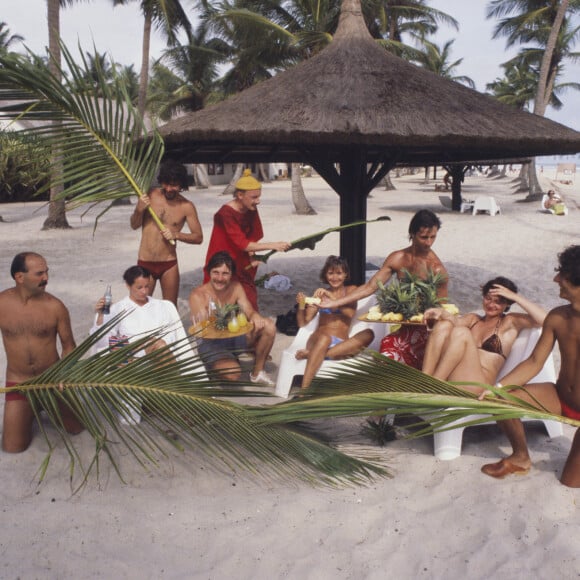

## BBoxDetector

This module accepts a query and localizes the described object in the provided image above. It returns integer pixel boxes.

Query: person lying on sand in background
[190,251,276,386]
[0,252,83,452]
[295,256,374,390]
[477,246,580,487]
[320,209,448,369]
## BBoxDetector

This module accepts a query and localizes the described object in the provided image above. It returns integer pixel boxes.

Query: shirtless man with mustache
[0,252,83,452]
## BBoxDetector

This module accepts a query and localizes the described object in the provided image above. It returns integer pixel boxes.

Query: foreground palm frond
[1,321,387,488]
[251,216,391,265]
[0,44,164,224]
[250,352,580,434]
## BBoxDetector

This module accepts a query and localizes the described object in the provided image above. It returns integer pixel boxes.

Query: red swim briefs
[560,398,580,421]
[5,381,26,402]
[137,259,178,280]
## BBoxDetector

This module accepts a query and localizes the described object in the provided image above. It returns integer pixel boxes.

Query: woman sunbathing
[422,277,546,395]
[295,256,374,390]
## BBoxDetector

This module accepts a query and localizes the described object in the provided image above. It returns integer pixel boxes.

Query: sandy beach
[0,167,578,579]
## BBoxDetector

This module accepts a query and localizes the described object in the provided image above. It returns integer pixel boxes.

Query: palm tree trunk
[514,164,529,193]
[222,163,244,196]
[291,163,316,215]
[43,0,70,230]
[526,0,569,201]
[534,0,569,116]
[194,164,210,188]
[526,159,542,200]
[257,164,271,183]
[137,11,152,117]
[382,171,396,190]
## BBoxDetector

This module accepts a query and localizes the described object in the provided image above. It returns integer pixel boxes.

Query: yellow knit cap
[235,169,261,191]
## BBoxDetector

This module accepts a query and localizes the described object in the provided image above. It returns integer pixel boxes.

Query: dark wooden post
[338,153,368,284]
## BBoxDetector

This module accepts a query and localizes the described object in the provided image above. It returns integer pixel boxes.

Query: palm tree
[486,0,580,198]
[0,22,24,54]
[147,24,226,121]
[411,37,475,87]
[112,0,194,116]
[43,0,71,229]
[364,0,458,55]
[206,0,340,212]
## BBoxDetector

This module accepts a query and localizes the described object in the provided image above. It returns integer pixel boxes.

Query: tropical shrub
[0,131,50,202]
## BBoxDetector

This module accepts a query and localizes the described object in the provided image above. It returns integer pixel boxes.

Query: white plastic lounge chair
[472,195,501,216]
[274,295,390,398]
[429,327,562,460]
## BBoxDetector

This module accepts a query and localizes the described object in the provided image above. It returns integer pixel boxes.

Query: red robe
[204,204,264,310]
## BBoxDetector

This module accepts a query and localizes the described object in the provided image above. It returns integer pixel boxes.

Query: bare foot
[295,349,309,360]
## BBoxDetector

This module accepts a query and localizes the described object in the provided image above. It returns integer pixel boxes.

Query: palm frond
[251,216,391,265]
[2,320,387,489]
[0,44,167,232]
[250,353,580,435]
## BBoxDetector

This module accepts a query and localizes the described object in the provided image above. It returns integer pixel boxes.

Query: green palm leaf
[250,353,580,434]
[251,216,391,265]
[0,45,166,231]
[1,319,387,489]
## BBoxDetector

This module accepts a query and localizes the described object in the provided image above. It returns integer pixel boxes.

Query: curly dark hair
[319,255,350,283]
[157,160,188,190]
[556,245,580,286]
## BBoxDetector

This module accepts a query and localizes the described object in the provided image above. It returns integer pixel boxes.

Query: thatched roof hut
[158,0,580,281]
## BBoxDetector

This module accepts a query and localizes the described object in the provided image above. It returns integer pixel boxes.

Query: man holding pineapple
[189,251,276,386]
[320,209,448,368]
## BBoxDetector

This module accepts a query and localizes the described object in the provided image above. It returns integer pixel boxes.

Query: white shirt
[90,295,193,361]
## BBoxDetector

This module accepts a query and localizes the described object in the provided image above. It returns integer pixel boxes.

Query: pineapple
[374,269,446,320]
[213,303,240,330]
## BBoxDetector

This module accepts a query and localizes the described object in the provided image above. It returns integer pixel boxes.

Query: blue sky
[3,0,580,141]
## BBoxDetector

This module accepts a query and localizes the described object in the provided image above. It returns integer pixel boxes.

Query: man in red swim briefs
[131,160,203,305]
[0,252,83,452]
[480,245,580,487]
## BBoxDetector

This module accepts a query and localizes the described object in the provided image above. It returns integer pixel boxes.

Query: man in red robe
[204,169,291,311]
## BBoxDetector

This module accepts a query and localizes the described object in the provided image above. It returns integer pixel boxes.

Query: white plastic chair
[429,327,563,460]
[472,195,501,216]
[274,295,390,398]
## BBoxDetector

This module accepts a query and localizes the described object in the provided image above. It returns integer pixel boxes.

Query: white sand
[0,169,579,578]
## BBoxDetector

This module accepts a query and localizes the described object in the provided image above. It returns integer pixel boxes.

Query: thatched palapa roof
[158,0,580,165]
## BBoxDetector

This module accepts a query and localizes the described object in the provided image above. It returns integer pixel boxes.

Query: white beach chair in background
[472,195,501,216]
[429,327,562,461]
[274,295,390,398]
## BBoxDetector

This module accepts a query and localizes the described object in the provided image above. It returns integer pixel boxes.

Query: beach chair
[472,195,501,216]
[429,327,562,460]
[274,295,390,398]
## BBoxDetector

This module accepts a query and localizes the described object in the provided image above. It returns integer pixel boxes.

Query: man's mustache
[39,281,47,287]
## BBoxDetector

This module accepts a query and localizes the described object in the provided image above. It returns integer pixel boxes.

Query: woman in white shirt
[91,265,191,359]
[90,265,195,423]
